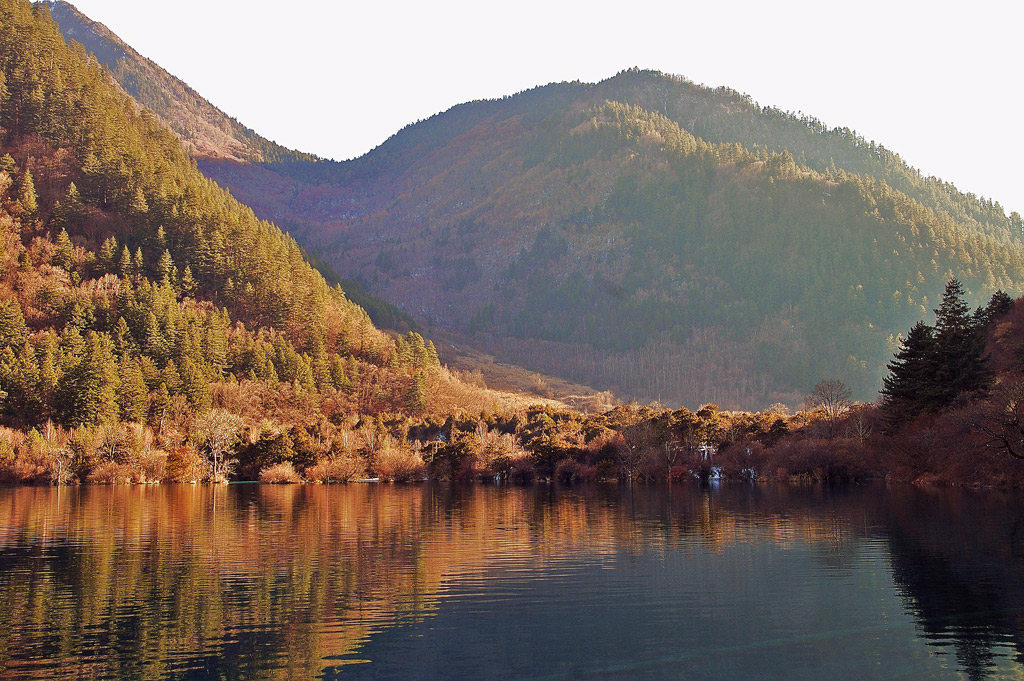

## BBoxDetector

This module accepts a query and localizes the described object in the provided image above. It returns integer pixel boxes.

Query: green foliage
[405,370,427,415]
[881,279,996,431]
[56,331,118,427]
[0,0,443,433]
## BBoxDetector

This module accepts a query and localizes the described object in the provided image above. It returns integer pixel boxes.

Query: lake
[1,482,1022,680]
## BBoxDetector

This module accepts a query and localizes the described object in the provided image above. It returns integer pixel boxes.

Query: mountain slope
[42,0,317,164]
[48,5,1024,408]
[201,81,1023,408]
[0,0,536,451]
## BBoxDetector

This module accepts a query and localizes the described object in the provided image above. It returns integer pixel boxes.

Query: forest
[1,0,1024,489]
[196,75,1024,408]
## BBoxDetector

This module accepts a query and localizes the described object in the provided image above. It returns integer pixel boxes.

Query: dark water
[1,483,1023,680]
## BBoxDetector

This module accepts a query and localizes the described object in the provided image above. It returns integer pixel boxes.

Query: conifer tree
[53,228,75,272]
[0,300,28,348]
[880,322,935,432]
[405,370,427,414]
[98,236,117,272]
[156,249,174,285]
[930,278,992,409]
[118,355,148,422]
[57,331,118,427]
[179,357,211,413]
[118,245,132,279]
[18,169,38,224]
[180,265,197,297]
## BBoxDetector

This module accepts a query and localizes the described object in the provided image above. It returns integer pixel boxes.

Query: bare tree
[192,409,244,482]
[808,379,852,437]
[974,376,1024,460]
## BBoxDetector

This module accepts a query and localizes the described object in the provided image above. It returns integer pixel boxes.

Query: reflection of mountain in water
[0,484,1022,679]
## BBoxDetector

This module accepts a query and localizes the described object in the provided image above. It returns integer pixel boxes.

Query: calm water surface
[1,483,1023,680]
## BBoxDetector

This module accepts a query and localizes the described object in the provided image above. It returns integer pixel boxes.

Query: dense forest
[0,0,530,484]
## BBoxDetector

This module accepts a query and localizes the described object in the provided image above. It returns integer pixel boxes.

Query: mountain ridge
[42,0,319,164]
[45,2,1024,409]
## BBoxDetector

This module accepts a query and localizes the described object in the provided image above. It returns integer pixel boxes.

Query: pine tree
[118,355,149,422]
[0,300,29,348]
[405,370,428,414]
[98,236,118,272]
[880,279,995,432]
[880,322,935,432]
[56,331,119,427]
[180,265,197,297]
[132,247,144,276]
[118,245,132,279]
[930,278,992,409]
[156,249,174,285]
[18,169,38,225]
[53,228,75,272]
[179,357,211,413]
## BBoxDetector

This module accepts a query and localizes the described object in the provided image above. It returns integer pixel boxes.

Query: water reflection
[0,483,1021,680]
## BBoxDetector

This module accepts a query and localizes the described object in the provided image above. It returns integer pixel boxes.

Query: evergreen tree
[179,357,211,413]
[56,331,118,427]
[405,370,427,414]
[53,228,75,272]
[17,169,38,224]
[156,249,174,285]
[118,355,148,422]
[880,279,995,432]
[98,236,118,273]
[180,265,197,297]
[930,278,993,409]
[118,245,132,279]
[0,300,28,348]
[880,322,935,432]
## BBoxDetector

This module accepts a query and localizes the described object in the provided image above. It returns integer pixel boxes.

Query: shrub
[87,461,136,484]
[305,456,365,483]
[165,446,209,482]
[375,443,425,482]
[554,458,582,484]
[259,461,301,483]
[509,454,536,484]
[137,450,167,483]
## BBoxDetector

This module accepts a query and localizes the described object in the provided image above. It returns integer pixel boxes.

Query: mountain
[42,0,316,164]
[199,73,1024,408]
[0,0,552,474]
[49,3,1024,409]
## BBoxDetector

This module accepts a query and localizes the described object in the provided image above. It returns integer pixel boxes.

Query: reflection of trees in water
[877,487,1024,681]
[1,484,1023,679]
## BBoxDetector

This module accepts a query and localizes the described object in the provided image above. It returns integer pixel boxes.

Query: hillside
[41,0,316,164]
[47,4,1024,409]
[0,0,570,485]
[199,77,1023,408]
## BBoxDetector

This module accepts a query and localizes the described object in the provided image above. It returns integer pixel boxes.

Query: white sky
[66,0,1024,216]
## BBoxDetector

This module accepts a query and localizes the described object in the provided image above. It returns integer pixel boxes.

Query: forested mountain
[199,77,1022,408]
[49,3,1024,409]
[0,0,540,485]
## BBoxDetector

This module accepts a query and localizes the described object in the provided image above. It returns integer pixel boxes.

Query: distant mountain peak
[41,0,318,164]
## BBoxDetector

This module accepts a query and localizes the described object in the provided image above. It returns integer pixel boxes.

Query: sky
[67,0,1024,216]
